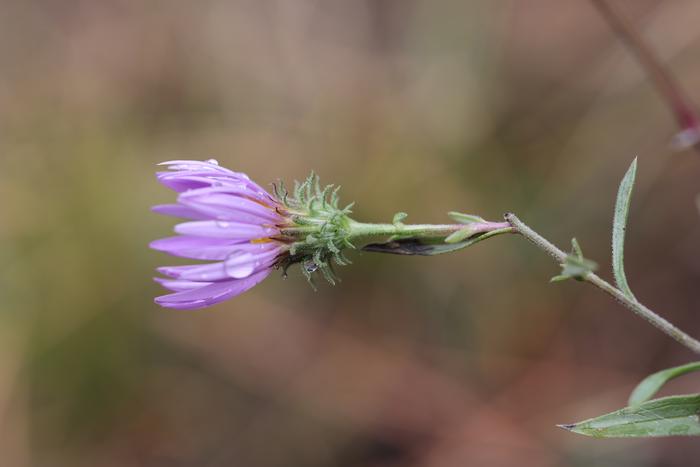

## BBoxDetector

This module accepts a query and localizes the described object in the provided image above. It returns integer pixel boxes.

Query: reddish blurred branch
[590,0,700,151]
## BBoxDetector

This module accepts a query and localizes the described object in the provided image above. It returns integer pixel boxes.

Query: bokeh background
[3,1,700,466]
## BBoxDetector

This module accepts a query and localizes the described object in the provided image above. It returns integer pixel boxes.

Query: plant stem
[505,212,700,354]
[346,220,511,244]
[590,0,700,151]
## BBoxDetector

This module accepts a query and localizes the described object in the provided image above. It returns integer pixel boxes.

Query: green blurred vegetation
[2,1,700,466]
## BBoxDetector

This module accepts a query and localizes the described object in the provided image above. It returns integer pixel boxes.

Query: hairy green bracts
[273,173,355,285]
[270,172,515,286]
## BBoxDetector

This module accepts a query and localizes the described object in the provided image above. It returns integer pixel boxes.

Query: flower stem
[505,212,700,354]
[346,220,511,245]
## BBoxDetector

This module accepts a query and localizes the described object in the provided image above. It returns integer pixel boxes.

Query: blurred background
[2,1,700,466]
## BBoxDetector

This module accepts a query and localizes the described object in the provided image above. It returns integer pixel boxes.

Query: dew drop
[225,251,255,278]
[304,260,319,273]
[205,158,219,165]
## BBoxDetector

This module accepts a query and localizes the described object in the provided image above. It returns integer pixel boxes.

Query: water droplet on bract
[205,158,219,165]
[225,251,255,278]
[217,221,230,228]
[304,260,319,273]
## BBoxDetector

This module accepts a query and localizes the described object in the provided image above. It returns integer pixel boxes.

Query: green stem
[346,220,511,244]
[505,213,700,354]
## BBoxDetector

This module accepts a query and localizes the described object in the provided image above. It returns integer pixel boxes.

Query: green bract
[273,173,355,285]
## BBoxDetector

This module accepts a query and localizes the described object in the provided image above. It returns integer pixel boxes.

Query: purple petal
[178,189,281,223]
[150,236,281,260]
[155,269,272,309]
[157,263,230,282]
[174,220,279,240]
[150,236,240,260]
[156,247,280,281]
[158,160,236,174]
[154,277,213,292]
[156,172,251,193]
[156,160,271,196]
[152,204,210,220]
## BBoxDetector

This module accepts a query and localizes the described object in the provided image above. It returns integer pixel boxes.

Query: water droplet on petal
[205,158,219,165]
[225,251,255,278]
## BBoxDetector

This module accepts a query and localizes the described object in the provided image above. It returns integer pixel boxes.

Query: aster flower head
[151,159,513,310]
[151,159,354,309]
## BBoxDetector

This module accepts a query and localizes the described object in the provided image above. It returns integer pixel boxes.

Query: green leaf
[550,256,598,282]
[550,239,597,282]
[392,212,408,225]
[362,227,512,256]
[571,237,583,259]
[612,158,638,300]
[445,226,478,244]
[448,212,485,224]
[560,394,700,438]
[629,362,700,405]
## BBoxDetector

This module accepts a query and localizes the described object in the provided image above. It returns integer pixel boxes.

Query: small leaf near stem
[571,238,583,259]
[551,238,598,282]
[504,212,700,354]
[612,157,638,300]
[362,227,513,256]
[445,225,479,244]
[559,394,700,438]
[392,212,408,225]
[448,212,485,224]
[629,361,700,406]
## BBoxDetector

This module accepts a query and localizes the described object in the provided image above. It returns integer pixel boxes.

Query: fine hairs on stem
[504,212,700,355]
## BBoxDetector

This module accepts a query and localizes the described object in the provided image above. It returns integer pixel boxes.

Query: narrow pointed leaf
[571,238,583,259]
[560,394,700,438]
[550,254,597,282]
[629,362,700,405]
[445,226,478,244]
[612,158,637,300]
[448,212,485,224]
[550,275,570,283]
[362,227,512,256]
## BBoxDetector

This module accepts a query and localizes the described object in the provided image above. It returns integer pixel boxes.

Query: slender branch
[505,212,700,354]
[590,0,700,151]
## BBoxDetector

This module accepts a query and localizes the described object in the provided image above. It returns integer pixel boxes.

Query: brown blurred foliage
[2,1,700,466]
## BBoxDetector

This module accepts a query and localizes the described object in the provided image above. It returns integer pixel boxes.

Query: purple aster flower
[151,159,513,310]
[151,159,293,309]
